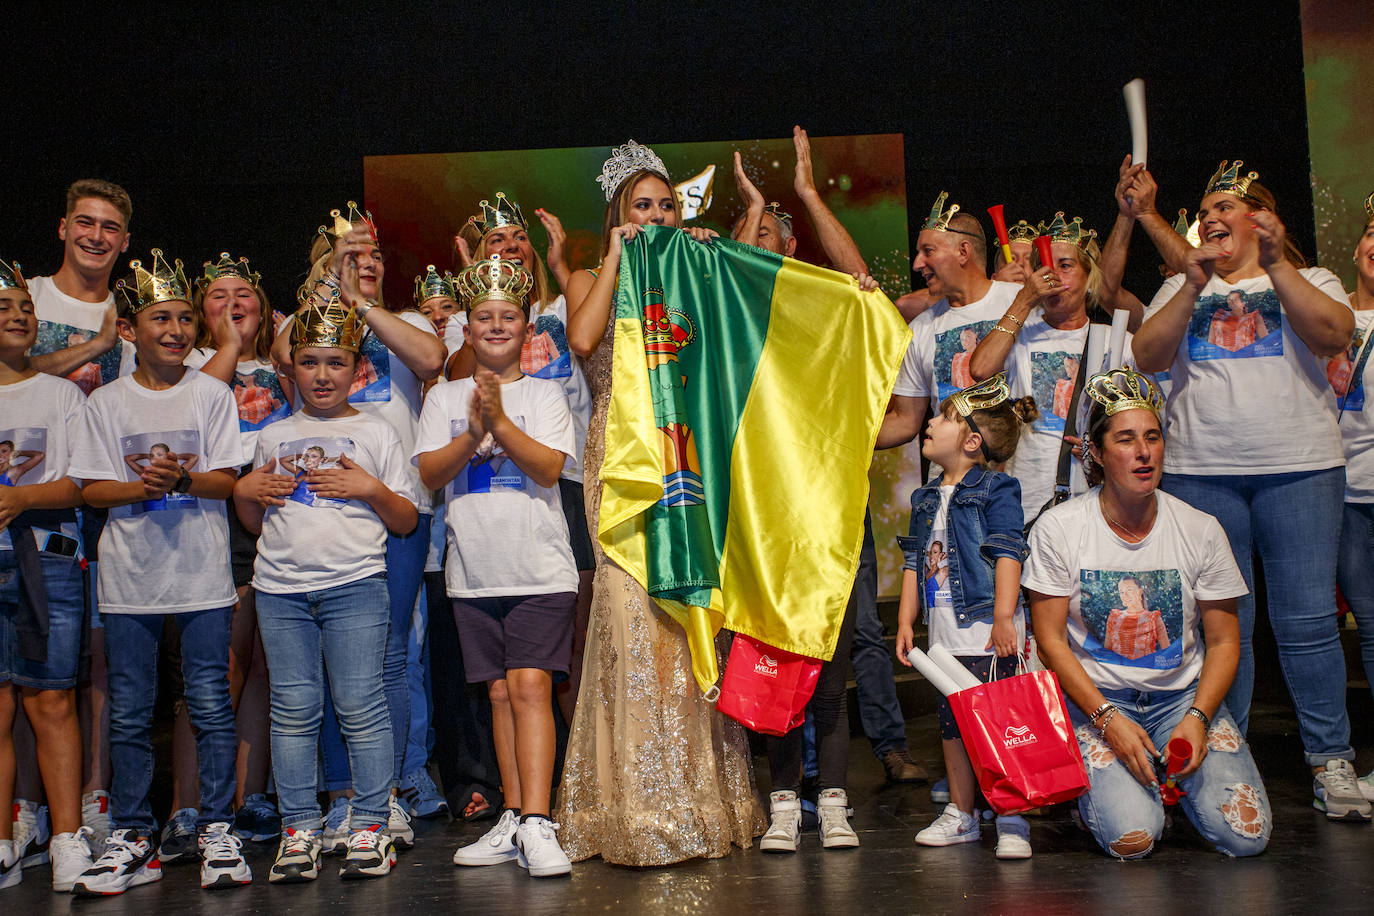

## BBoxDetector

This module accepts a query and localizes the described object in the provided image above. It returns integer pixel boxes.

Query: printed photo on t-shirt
[522,314,573,380]
[935,320,998,402]
[121,429,200,513]
[1187,289,1283,361]
[0,427,47,487]
[923,533,951,614]
[33,320,122,396]
[348,331,392,404]
[449,416,529,496]
[1079,568,1184,670]
[232,366,291,430]
[1327,326,1366,413]
[1030,351,1080,433]
[277,437,354,509]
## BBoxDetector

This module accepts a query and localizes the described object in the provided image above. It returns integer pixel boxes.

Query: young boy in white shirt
[414,257,577,878]
[67,250,249,895]
[234,283,419,884]
[0,258,93,893]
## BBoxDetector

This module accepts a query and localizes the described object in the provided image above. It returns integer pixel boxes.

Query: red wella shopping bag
[947,668,1090,815]
[715,634,822,736]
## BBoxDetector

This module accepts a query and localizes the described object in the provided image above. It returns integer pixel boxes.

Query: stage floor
[7,695,1372,915]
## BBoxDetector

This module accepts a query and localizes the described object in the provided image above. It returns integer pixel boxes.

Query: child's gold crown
[455,256,533,312]
[1085,367,1164,419]
[318,200,378,247]
[467,192,528,239]
[1205,160,1260,201]
[116,249,191,315]
[948,373,1010,418]
[196,252,261,295]
[1006,219,1039,245]
[414,264,458,306]
[289,296,366,353]
[1043,212,1098,252]
[922,191,961,232]
[0,257,27,291]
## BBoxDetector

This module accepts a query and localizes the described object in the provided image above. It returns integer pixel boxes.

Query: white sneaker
[994,815,1032,859]
[515,816,571,877]
[0,839,20,890]
[1359,769,1374,803]
[1312,759,1372,821]
[453,809,519,866]
[340,826,395,880]
[198,822,252,889]
[915,804,980,846]
[386,795,414,849]
[50,828,95,892]
[12,800,50,867]
[82,790,113,848]
[72,829,162,896]
[760,790,801,853]
[269,828,322,884]
[321,797,351,855]
[817,788,859,849]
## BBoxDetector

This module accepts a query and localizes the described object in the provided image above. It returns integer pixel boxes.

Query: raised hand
[1184,241,1227,288]
[734,151,765,210]
[793,125,817,198]
[1250,208,1288,270]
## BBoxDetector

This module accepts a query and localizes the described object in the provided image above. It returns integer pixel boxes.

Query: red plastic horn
[1164,738,1191,777]
[987,204,1010,246]
[1034,235,1054,268]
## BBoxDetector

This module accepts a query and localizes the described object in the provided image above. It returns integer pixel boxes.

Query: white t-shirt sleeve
[68,397,120,482]
[373,422,421,509]
[412,383,465,464]
[1021,509,1073,596]
[1144,273,1187,318]
[891,318,933,398]
[201,378,248,471]
[1192,516,1249,601]
[530,380,575,460]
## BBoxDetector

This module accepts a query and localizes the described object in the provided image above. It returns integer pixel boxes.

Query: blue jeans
[0,549,86,689]
[320,514,430,788]
[257,575,392,831]
[1337,502,1374,703]
[848,513,909,758]
[1161,469,1353,765]
[402,577,433,776]
[1069,687,1271,858]
[104,608,235,834]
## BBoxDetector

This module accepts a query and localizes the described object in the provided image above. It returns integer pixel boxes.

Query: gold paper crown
[1085,367,1165,419]
[923,191,961,232]
[468,192,528,239]
[948,372,1010,418]
[0,257,27,292]
[318,200,378,246]
[116,248,192,315]
[764,201,794,233]
[289,297,366,353]
[196,252,261,294]
[1205,160,1260,200]
[455,255,533,311]
[1364,191,1373,222]
[596,140,670,202]
[1043,211,1098,251]
[414,264,458,306]
[1006,219,1039,245]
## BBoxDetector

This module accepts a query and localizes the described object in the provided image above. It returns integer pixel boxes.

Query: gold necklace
[1099,498,1151,542]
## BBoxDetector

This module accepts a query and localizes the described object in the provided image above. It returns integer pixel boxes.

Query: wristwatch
[356,298,378,317]
[172,467,193,494]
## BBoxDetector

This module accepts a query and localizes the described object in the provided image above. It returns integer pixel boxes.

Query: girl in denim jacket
[895,373,1037,858]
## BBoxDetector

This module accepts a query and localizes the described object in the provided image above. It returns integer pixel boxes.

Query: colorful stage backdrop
[365,134,922,596]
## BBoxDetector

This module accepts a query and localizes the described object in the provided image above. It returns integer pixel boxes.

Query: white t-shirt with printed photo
[522,295,592,483]
[892,280,1022,411]
[1325,308,1374,502]
[0,372,86,550]
[69,369,244,614]
[1144,267,1350,475]
[27,275,135,396]
[1021,488,1248,693]
[185,349,293,460]
[251,411,419,594]
[413,375,577,599]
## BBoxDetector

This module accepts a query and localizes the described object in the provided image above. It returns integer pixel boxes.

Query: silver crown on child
[596,140,670,202]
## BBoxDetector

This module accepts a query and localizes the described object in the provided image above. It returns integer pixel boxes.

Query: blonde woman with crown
[553,141,766,866]
[1023,368,1271,859]
[1130,162,1369,821]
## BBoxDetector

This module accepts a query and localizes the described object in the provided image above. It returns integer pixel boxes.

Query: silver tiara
[596,140,670,201]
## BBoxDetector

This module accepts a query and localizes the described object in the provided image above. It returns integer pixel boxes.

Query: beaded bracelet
[992,324,1017,337]
[1094,706,1118,735]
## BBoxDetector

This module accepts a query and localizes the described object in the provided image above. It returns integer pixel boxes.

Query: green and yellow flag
[599,225,911,695]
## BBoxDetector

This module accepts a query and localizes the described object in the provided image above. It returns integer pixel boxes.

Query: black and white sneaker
[340,825,395,880]
[199,822,252,889]
[12,800,50,867]
[71,830,162,896]
[269,828,323,884]
[0,838,20,890]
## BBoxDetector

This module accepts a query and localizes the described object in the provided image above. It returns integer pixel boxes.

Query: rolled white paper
[1123,78,1147,167]
[906,646,965,698]
[1107,308,1131,370]
[928,644,985,691]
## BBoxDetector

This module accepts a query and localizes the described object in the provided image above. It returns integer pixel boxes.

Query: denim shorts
[0,548,87,689]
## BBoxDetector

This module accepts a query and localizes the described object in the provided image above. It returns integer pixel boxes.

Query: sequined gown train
[554,308,766,865]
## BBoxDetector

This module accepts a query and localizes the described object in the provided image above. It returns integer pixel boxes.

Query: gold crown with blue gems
[414,264,458,306]
[318,200,378,246]
[948,373,1010,417]
[1043,211,1098,251]
[289,296,366,353]
[0,257,27,291]
[116,249,192,315]
[923,191,962,232]
[1205,160,1260,201]
[455,256,533,312]
[467,192,528,238]
[1085,367,1165,419]
[196,252,261,294]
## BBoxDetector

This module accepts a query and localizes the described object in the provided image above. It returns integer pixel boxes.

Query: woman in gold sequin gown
[555,151,766,865]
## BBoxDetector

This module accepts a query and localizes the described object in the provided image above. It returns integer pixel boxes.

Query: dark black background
[4,2,1312,309]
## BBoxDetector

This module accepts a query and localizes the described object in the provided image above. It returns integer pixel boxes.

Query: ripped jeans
[1069,684,1271,859]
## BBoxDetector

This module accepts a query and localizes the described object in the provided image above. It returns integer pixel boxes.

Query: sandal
[459,785,502,822]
